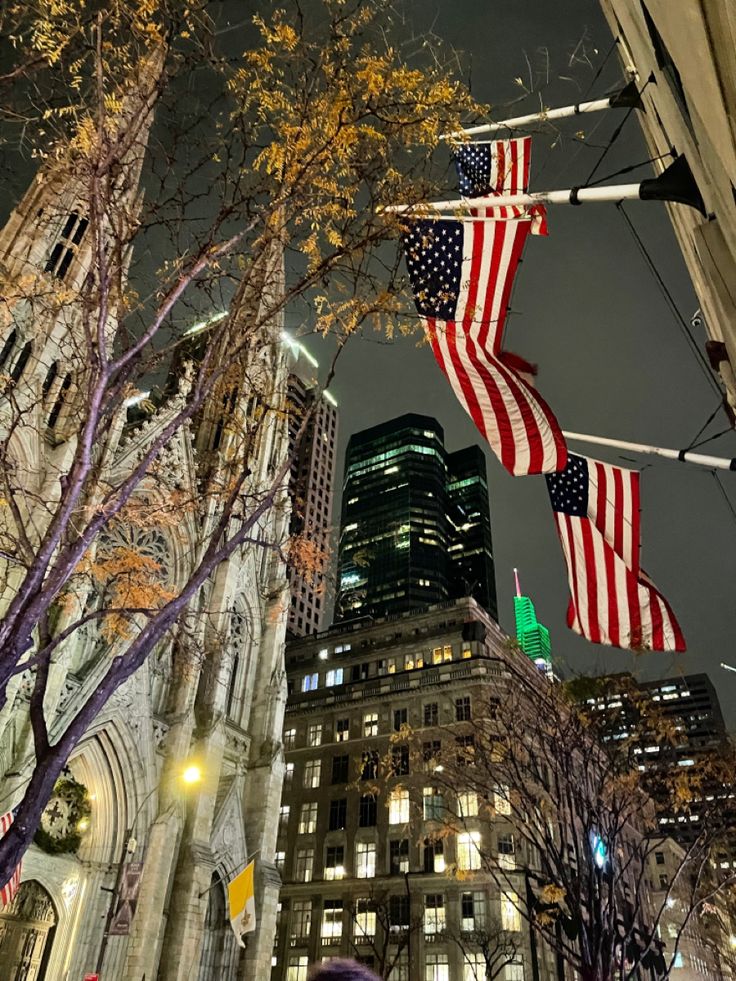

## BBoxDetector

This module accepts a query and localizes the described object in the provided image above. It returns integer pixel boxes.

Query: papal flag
[228,860,256,946]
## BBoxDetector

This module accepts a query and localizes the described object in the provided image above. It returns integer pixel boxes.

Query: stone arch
[0,879,58,981]
[196,871,238,981]
[68,718,149,865]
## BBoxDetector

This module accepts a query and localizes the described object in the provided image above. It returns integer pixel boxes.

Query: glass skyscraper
[335,414,496,621]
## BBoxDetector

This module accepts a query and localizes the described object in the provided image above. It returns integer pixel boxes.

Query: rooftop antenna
[513,567,522,599]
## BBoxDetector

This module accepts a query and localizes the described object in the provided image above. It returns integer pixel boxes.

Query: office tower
[447,446,497,618]
[287,370,339,636]
[273,598,556,981]
[512,569,552,677]
[336,414,497,621]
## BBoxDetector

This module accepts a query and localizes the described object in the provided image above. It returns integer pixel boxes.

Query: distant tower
[286,351,338,637]
[513,569,553,677]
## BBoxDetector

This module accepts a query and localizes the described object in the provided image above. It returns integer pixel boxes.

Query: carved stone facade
[0,51,289,981]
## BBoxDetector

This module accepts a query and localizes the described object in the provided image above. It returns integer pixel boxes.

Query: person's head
[307,959,382,981]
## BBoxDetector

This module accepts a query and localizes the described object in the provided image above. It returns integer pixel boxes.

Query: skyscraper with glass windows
[335,414,496,622]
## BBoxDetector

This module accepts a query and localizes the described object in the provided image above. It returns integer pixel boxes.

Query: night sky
[297,0,736,724]
[1,1,734,724]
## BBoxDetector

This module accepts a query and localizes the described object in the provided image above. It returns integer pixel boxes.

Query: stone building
[597,0,736,420]
[0,49,289,981]
[273,598,558,981]
[287,365,339,638]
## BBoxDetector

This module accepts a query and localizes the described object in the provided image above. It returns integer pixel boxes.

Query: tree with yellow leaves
[0,0,482,900]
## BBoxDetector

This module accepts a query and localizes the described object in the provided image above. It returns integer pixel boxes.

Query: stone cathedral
[0,50,289,980]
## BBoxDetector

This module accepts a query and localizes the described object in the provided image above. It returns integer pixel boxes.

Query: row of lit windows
[294,644,472,695]
[284,953,524,981]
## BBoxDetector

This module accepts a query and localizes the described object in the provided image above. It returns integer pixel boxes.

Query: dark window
[336,718,350,742]
[424,703,438,726]
[423,837,444,873]
[361,750,378,781]
[393,708,408,731]
[655,851,665,866]
[389,839,409,874]
[389,895,410,929]
[42,362,58,397]
[455,696,471,722]
[0,330,17,371]
[44,210,88,280]
[325,845,345,876]
[359,795,377,828]
[226,653,240,717]
[10,341,32,383]
[461,892,475,922]
[332,754,349,785]
[391,745,410,776]
[329,798,347,831]
[423,740,441,765]
[47,373,72,429]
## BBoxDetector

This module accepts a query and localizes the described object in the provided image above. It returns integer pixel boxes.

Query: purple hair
[307,959,382,981]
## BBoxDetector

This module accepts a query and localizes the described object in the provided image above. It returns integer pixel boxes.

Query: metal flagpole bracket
[638,155,707,216]
[607,78,643,110]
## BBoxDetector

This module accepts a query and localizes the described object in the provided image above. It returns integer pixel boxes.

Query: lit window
[423,894,446,935]
[302,672,319,692]
[354,898,376,939]
[425,953,449,981]
[275,850,286,870]
[457,792,478,818]
[389,788,410,825]
[325,845,345,881]
[279,804,290,830]
[423,837,445,873]
[291,899,312,939]
[298,802,317,834]
[287,955,309,981]
[285,762,294,785]
[443,645,453,662]
[462,648,472,660]
[321,899,343,938]
[308,723,322,747]
[295,847,314,882]
[326,668,344,687]
[501,892,521,932]
[461,891,486,932]
[356,841,377,879]
[457,832,482,871]
[364,712,379,737]
[463,952,485,980]
[284,728,296,749]
[505,965,525,981]
[387,658,397,674]
[432,647,443,665]
[303,760,321,789]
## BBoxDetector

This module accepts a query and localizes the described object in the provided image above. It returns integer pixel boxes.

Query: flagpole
[383,156,705,216]
[440,81,641,140]
[562,431,736,472]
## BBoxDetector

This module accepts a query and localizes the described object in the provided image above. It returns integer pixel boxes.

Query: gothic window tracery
[44,210,88,280]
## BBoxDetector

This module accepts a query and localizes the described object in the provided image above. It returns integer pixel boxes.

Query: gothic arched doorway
[0,879,57,981]
[197,872,237,981]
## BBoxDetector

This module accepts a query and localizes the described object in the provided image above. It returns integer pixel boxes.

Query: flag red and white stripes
[0,810,21,908]
[546,454,685,651]
[403,217,567,476]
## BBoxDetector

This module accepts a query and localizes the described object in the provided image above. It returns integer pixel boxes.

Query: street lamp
[94,762,203,975]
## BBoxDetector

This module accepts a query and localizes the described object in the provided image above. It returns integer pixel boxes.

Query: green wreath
[34,776,92,855]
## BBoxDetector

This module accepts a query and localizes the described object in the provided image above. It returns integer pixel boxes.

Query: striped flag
[546,454,685,651]
[453,136,547,231]
[402,218,566,476]
[0,809,22,908]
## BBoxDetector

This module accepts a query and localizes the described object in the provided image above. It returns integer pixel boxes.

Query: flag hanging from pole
[402,217,566,476]
[228,859,256,946]
[453,136,547,231]
[0,809,22,909]
[545,454,685,651]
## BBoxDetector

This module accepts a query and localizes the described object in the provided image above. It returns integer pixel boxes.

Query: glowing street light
[182,764,202,785]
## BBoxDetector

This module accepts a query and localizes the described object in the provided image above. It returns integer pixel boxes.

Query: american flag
[0,809,22,908]
[454,136,547,231]
[546,454,685,651]
[402,218,567,476]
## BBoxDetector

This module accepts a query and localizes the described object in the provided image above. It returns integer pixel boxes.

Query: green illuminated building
[513,569,552,675]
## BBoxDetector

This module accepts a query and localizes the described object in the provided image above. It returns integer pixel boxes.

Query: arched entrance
[197,872,238,981]
[0,879,57,981]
